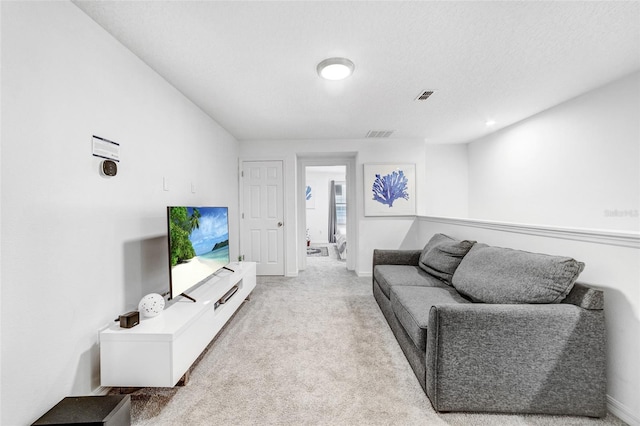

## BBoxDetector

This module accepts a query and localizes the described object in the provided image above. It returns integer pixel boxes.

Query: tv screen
[167,206,230,300]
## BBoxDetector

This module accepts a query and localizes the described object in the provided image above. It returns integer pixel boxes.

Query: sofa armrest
[426,303,606,417]
[372,249,421,268]
[562,282,604,309]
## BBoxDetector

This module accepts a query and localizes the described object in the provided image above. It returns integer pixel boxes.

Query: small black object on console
[117,311,139,329]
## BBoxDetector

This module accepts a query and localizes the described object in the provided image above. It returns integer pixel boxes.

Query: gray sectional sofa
[373,233,606,417]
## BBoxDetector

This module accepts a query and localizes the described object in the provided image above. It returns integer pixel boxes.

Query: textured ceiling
[73,1,640,144]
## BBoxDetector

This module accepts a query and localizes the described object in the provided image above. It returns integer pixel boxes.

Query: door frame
[297,153,357,272]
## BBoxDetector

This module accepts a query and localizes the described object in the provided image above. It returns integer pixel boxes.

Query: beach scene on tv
[168,206,230,297]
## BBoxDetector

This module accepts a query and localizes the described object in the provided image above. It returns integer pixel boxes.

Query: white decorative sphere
[138,293,165,318]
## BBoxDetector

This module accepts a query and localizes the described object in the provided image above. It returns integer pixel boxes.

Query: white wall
[239,139,429,276]
[468,72,640,232]
[305,167,346,244]
[424,143,469,218]
[1,3,239,424]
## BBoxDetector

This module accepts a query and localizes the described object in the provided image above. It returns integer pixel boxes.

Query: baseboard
[91,386,111,396]
[608,395,640,425]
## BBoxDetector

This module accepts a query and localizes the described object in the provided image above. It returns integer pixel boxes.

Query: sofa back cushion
[452,243,585,304]
[418,234,476,285]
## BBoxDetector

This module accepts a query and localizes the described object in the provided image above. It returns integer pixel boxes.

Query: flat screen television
[167,206,230,301]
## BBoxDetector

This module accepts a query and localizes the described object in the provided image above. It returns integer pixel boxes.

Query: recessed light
[317,57,355,81]
[485,119,496,127]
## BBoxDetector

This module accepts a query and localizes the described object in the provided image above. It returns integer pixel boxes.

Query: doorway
[305,166,347,262]
[297,154,357,272]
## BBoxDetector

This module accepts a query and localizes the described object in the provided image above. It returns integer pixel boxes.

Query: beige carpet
[126,253,625,426]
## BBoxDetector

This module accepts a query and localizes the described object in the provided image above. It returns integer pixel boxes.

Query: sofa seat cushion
[452,243,585,304]
[374,265,446,299]
[418,234,476,285]
[390,286,471,352]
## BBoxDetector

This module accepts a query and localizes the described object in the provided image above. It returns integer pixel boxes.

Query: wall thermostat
[102,160,118,177]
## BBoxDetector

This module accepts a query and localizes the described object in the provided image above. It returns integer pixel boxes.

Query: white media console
[100,261,256,387]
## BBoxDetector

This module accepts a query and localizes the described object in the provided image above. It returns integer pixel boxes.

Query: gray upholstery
[391,286,470,352]
[418,233,475,284]
[452,243,585,304]
[373,249,421,268]
[426,303,606,417]
[374,265,445,299]
[373,281,427,392]
[563,282,605,310]
[372,239,606,418]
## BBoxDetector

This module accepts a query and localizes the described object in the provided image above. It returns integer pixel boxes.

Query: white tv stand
[100,262,256,387]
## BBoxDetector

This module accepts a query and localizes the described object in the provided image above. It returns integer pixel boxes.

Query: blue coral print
[306,185,312,200]
[372,170,409,207]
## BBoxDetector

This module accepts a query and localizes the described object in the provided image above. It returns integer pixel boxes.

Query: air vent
[366,130,394,138]
[415,90,435,101]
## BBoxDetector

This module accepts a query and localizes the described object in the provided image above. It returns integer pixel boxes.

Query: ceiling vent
[366,130,394,138]
[415,90,435,101]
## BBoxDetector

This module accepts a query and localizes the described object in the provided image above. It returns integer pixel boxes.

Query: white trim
[417,216,640,249]
[608,395,640,425]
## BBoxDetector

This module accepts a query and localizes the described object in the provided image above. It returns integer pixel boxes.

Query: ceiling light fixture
[485,119,496,127]
[317,57,355,81]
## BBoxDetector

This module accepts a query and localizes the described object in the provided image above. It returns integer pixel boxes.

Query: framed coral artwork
[305,183,315,209]
[363,163,416,216]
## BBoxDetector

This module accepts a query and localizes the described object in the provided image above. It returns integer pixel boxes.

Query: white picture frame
[305,183,315,209]
[363,163,416,216]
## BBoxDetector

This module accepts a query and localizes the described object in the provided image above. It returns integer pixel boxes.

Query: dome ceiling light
[317,57,355,80]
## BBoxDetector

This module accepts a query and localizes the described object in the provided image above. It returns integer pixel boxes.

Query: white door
[241,161,285,275]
